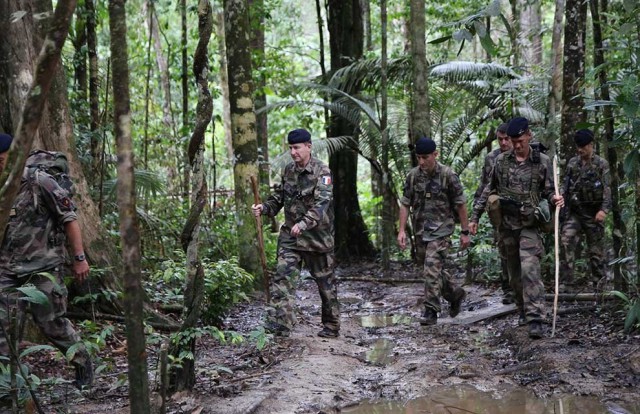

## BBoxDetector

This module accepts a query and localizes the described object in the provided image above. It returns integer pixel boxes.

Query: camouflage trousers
[0,267,90,367]
[267,246,340,331]
[419,237,461,313]
[560,212,606,284]
[500,227,546,323]
[494,228,511,297]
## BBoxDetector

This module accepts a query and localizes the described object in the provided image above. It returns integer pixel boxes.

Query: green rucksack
[25,150,74,198]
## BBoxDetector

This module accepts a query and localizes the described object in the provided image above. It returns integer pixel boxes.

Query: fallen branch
[66,311,181,331]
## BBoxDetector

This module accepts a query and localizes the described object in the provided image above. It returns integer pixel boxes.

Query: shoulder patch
[321,175,332,185]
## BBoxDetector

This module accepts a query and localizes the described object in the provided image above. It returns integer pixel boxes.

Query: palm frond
[430,61,518,83]
[102,168,165,201]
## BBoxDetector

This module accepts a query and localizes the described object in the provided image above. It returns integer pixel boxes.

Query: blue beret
[0,133,12,153]
[415,137,436,155]
[574,129,594,147]
[287,128,311,144]
[506,117,529,138]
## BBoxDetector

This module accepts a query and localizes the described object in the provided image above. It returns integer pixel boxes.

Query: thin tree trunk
[86,0,100,171]
[169,0,212,392]
[215,11,235,163]
[143,3,153,169]
[362,0,372,51]
[380,0,393,270]
[548,0,565,121]
[181,0,190,199]
[517,0,542,73]
[560,0,587,160]
[224,0,261,276]
[590,0,626,291]
[409,0,430,139]
[108,1,150,411]
[73,0,87,103]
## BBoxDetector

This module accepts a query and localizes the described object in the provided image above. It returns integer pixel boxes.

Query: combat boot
[264,321,291,337]
[420,308,437,326]
[518,310,527,326]
[528,321,543,339]
[449,288,466,318]
[317,327,339,338]
[74,358,93,390]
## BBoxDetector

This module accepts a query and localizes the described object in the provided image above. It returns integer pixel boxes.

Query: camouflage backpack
[25,150,74,199]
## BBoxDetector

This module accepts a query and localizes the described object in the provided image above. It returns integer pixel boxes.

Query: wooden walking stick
[552,156,561,337]
[250,176,271,303]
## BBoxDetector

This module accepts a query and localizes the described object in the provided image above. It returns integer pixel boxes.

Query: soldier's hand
[595,210,606,223]
[73,260,90,283]
[469,222,478,235]
[290,223,302,237]
[552,195,565,208]
[460,234,470,250]
[251,203,263,217]
[397,231,407,250]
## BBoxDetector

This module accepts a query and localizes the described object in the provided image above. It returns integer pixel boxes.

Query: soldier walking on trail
[471,123,514,304]
[397,137,470,326]
[0,133,93,389]
[560,129,612,288]
[469,117,564,339]
[252,129,340,338]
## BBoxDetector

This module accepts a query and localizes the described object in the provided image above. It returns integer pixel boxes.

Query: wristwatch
[74,253,86,262]
[461,229,470,236]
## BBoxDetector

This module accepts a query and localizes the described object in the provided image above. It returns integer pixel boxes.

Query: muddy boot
[449,288,466,318]
[528,321,543,339]
[317,327,339,338]
[501,291,514,305]
[264,321,291,337]
[518,310,527,326]
[74,358,93,390]
[420,308,437,326]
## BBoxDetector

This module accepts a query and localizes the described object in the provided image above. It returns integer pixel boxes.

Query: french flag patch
[321,175,332,185]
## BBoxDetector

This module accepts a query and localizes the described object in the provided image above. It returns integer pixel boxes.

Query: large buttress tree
[0,0,122,312]
[327,0,375,260]
[223,0,261,276]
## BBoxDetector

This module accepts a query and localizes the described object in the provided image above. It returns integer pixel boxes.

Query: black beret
[506,117,529,138]
[0,133,12,153]
[574,129,594,147]
[415,137,436,155]
[287,128,311,144]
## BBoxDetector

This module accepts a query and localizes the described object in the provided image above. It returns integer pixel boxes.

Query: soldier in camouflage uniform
[472,123,513,304]
[0,134,93,388]
[561,129,612,286]
[397,137,470,326]
[470,118,564,339]
[252,129,339,338]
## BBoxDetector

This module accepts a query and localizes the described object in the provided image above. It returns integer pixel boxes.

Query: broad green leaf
[20,344,56,358]
[623,150,639,177]
[485,0,502,17]
[16,286,48,305]
[429,35,452,45]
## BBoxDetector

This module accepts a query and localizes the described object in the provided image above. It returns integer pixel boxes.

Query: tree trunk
[181,0,190,199]
[169,0,212,392]
[548,0,565,121]
[86,0,100,172]
[0,0,123,314]
[108,1,150,411]
[362,0,372,51]
[73,0,88,103]
[224,0,261,276]
[327,0,375,261]
[590,0,626,291]
[409,0,430,140]
[517,0,542,73]
[215,11,235,163]
[560,0,587,160]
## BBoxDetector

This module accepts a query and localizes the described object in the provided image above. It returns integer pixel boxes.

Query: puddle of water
[365,339,394,365]
[360,314,414,328]
[341,384,639,413]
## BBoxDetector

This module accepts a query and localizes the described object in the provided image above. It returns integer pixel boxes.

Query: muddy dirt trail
[197,261,640,414]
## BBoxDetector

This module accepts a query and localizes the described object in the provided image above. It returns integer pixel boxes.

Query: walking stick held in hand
[251,176,271,303]
[552,156,560,337]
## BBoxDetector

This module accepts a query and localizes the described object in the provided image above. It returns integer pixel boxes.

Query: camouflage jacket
[471,147,555,230]
[563,154,612,215]
[0,170,77,276]
[472,148,501,210]
[262,157,334,252]
[400,162,466,242]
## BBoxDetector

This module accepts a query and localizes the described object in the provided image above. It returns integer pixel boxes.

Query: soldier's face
[510,131,531,158]
[497,131,512,152]
[289,142,312,166]
[417,152,437,171]
[0,152,7,172]
[576,142,593,159]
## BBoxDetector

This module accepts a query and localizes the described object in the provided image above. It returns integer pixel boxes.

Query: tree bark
[590,0,626,291]
[181,0,190,199]
[223,0,261,276]
[548,0,565,121]
[73,0,88,103]
[560,0,587,160]
[380,0,393,270]
[86,0,100,172]
[108,0,150,411]
[215,11,235,163]
[169,0,212,392]
[517,0,542,73]
[409,0,430,139]
[327,0,375,261]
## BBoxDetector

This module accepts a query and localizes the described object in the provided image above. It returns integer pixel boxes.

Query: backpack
[25,150,74,201]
